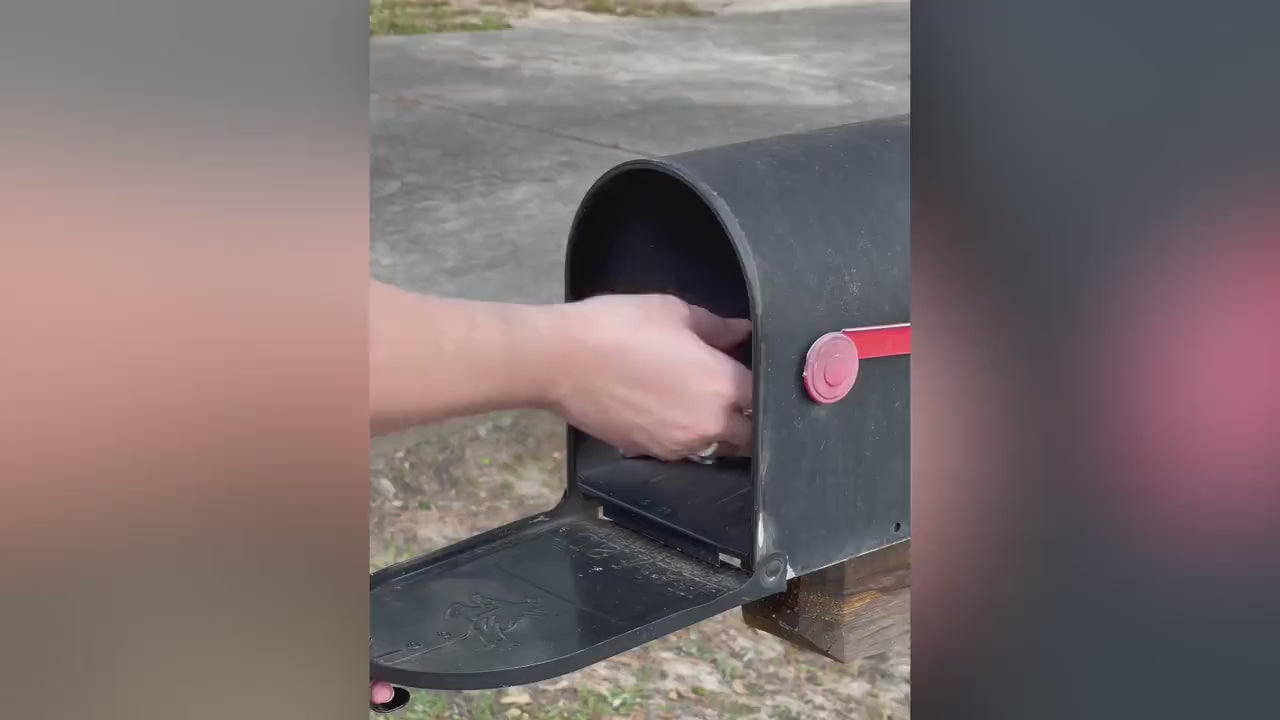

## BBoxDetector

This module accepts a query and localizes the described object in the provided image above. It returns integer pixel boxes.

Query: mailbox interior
[566,166,759,571]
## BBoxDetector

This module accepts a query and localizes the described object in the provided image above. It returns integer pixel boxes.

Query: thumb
[686,304,752,351]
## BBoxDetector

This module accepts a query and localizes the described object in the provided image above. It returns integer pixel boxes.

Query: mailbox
[370,115,909,701]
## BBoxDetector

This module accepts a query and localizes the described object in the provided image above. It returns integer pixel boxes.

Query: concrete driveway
[371,2,908,302]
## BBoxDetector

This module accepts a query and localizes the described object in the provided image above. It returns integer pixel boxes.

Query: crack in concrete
[407,91,656,158]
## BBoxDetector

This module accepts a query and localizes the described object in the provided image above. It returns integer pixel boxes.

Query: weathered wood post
[742,541,909,662]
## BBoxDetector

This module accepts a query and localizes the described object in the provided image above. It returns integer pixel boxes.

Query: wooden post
[741,540,910,662]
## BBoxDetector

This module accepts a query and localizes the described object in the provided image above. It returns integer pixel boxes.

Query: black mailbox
[370,115,910,695]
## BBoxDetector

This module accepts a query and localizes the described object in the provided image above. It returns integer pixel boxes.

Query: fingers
[371,681,395,706]
[685,303,752,351]
[715,362,753,456]
[700,342,753,456]
[727,358,753,411]
[719,412,752,451]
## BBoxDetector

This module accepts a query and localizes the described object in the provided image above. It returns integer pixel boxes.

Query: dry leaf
[500,691,533,705]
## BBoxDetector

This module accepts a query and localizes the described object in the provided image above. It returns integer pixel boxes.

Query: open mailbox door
[370,115,910,696]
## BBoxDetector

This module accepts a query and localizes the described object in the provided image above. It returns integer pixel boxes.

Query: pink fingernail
[371,681,395,705]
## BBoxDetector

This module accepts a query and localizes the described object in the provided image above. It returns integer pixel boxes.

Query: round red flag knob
[803,332,859,404]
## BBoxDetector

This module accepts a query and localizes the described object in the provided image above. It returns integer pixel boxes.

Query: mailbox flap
[370,505,771,691]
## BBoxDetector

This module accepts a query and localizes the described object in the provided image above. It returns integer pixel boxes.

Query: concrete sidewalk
[371,2,908,302]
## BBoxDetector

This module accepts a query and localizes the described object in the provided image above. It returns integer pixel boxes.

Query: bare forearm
[369,280,751,458]
[369,281,567,436]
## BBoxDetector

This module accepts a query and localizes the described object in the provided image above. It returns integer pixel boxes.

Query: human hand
[544,294,752,460]
[370,680,408,713]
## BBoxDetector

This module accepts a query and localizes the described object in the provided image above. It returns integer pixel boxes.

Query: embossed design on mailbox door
[375,593,549,667]
[443,593,547,651]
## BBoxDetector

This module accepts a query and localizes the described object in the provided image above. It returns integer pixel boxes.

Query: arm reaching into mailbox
[370,279,752,711]
[369,280,753,458]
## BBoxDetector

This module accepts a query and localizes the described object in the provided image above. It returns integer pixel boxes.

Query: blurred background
[6,1,1272,718]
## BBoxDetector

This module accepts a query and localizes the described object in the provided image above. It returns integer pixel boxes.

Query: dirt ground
[370,410,909,719]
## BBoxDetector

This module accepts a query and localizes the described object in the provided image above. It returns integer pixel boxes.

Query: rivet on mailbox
[370,115,910,696]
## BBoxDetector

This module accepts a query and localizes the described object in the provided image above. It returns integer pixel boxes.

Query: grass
[399,691,453,718]
[578,687,643,716]
[376,687,649,720]
[580,0,703,17]
[370,0,706,36]
[370,0,511,35]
